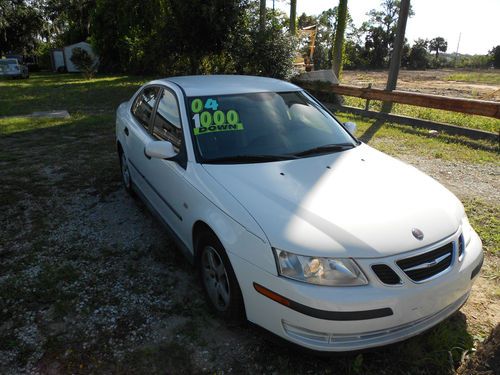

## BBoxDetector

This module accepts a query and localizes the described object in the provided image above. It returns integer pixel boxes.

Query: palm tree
[429,37,448,59]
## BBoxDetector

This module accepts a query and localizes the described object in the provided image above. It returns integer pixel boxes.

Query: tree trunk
[382,0,411,113]
[332,0,348,79]
[259,0,266,34]
[289,0,297,35]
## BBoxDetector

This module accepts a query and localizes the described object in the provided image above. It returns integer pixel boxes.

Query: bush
[489,45,500,68]
[408,47,429,70]
[70,47,98,79]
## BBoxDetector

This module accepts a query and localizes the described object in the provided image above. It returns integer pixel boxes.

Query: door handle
[124,127,129,136]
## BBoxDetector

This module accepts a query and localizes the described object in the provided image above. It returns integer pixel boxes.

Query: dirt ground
[1,71,498,374]
[342,69,500,101]
[0,117,498,374]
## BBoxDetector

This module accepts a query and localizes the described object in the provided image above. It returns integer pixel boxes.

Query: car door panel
[142,86,198,248]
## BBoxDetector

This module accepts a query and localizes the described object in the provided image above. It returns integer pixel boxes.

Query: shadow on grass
[359,118,385,143]
[356,116,498,153]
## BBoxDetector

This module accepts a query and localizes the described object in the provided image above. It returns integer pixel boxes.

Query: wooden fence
[299,82,499,142]
[300,83,500,119]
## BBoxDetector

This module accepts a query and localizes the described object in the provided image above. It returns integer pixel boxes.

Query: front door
[124,85,160,196]
[143,87,191,242]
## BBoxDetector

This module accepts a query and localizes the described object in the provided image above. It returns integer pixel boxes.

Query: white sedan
[115,75,483,351]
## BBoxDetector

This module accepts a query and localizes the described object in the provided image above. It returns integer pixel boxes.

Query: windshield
[188,91,356,163]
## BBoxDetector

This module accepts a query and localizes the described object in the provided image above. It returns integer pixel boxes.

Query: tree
[408,38,429,69]
[489,45,500,68]
[360,0,414,68]
[41,0,96,45]
[429,37,447,59]
[169,0,244,74]
[90,0,294,78]
[289,0,297,35]
[70,47,98,79]
[297,12,316,29]
[0,0,43,56]
[331,0,347,79]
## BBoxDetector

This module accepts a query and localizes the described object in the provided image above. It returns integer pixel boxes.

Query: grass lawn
[445,71,500,85]
[0,73,152,116]
[0,72,498,374]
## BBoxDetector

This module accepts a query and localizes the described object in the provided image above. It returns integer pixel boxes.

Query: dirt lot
[342,69,500,101]
[0,73,498,374]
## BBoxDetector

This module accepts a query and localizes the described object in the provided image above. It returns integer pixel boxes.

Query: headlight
[273,249,368,286]
[461,215,472,246]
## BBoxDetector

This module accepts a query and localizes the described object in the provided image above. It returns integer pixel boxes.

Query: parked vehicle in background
[0,58,29,79]
[115,75,483,352]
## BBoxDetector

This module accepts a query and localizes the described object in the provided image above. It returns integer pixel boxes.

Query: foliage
[455,54,492,69]
[358,0,414,68]
[297,13,316,29]
[2,0,495,76]
[40,0,96,46]
[230,3,295,78]
[429,37,448,61]
[407,38,429,69]
[69,47,98,79]
[489,45,500,68]
[0,0,43,56]
[303,7,356,71]
[89,0,293,78]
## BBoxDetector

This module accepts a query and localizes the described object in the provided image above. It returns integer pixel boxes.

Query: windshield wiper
[293,143,355,157]
[204,154,298,164]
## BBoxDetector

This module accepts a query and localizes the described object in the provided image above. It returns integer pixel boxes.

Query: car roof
[1,59,18,64]
[151,75,301,96]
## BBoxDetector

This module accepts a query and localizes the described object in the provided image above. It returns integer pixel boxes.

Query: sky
[275,0,500,55]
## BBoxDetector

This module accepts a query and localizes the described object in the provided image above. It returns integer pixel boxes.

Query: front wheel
[198,231,244,321]
[119,151,134,196]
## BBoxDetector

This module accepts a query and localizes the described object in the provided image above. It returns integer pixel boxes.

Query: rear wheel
[198,231,244,321]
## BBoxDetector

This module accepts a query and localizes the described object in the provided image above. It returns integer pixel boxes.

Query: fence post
[365,83,372,111]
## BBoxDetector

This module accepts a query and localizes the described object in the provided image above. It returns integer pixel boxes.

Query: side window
[153,89,183,152]
[131,86,160,131]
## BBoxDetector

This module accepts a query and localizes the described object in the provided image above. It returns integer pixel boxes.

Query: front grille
[372,264,401,285]
[397,242,454,282]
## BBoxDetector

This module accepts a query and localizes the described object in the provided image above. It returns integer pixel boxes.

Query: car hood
[202,144,464,258]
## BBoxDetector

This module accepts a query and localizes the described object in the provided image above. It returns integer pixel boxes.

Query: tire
[198,230,245,321]
[119,150,134,196]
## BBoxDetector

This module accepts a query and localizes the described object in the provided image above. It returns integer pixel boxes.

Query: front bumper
[230,229,483,351]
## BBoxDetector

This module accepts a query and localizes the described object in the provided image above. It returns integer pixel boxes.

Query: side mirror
[145,141,177,159]
[344,121,357,135]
